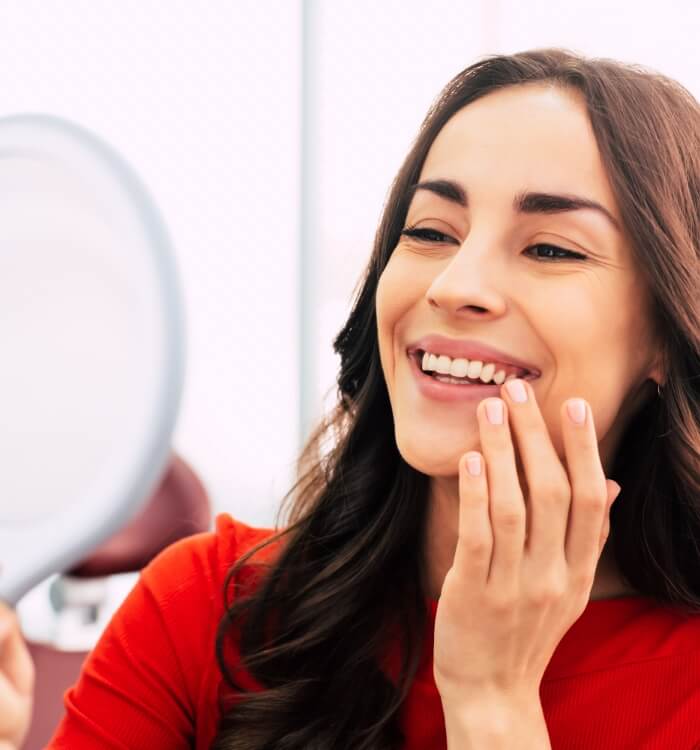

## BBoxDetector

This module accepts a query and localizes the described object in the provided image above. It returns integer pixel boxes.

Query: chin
[394,425,473,478]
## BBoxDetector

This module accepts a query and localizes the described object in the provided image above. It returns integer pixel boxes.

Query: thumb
[0,600,35,699]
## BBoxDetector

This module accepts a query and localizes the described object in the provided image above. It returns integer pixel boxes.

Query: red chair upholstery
[21,452,211,750]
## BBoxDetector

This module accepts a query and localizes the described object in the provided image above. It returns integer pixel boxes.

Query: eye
[400,226,457,244]
[399,226,588,262]
[523,244,588,262]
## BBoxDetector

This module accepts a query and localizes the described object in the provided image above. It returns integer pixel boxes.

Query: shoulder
[47,514,280,747]
[139,512,278,608]
[542,600,700,746]
[103,511,280,680]
[545,596,700,686]
[109,511,282,703]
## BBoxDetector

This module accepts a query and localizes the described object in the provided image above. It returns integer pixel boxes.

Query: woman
[2,48,700,749]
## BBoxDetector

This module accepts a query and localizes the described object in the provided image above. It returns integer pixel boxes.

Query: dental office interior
[1,2,696,748]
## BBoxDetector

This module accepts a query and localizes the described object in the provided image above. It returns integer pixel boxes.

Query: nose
[425,235,508,319]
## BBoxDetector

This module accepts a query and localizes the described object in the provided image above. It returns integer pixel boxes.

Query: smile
[407,350,539,403]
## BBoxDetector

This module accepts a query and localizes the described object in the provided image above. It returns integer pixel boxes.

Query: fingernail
[466,453,482,476]
[566,398,586,425]
[486,399,504,425]
[505,378,528,403]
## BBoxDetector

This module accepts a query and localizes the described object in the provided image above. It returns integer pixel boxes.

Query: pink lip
[406,334,541,377]
[408,350,512,402]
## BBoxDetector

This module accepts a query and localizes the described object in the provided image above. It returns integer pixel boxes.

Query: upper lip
[406,334,541,377]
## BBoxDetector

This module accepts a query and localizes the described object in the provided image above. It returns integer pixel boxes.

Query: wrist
[441,693,551,750]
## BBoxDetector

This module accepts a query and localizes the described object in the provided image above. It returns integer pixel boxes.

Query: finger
[599,512,611,556]
[598,480,621,555]
[501,378,571,565]
[477,397,525,590]
[453,451,493,583]
[559,399,609,577]
[0,600,34,698]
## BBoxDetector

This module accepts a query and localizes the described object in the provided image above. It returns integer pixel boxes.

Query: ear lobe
[648,346,667,387]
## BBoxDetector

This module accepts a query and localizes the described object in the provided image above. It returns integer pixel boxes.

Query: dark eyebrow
[406,178,621,232]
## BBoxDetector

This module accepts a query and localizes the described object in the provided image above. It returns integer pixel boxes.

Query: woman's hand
[0,599,35,749]
[433,378,621,711]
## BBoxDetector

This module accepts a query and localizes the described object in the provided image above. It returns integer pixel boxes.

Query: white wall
[5,0,699,529]
[0,1,301,527]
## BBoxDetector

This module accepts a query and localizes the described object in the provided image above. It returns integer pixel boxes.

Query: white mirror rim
[0,114,186,606]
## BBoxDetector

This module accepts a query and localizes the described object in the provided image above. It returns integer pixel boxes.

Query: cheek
[527,284,602,390]
[376,257,422,396]
[377,252,431,312]
[376,258,422,363]
[375,275,398,386]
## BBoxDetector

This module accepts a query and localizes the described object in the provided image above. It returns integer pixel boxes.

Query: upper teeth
[420,351,525,384]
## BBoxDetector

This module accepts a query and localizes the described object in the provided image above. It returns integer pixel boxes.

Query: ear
[640,328,666,384]
[648,349,666,388]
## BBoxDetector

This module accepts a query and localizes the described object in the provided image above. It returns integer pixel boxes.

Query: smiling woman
[41,49,700,750]
[375,80,662,609]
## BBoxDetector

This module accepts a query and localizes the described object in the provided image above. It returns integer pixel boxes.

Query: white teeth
[449,358,469,378]
[418,349,524,385]
[479,363,496,383]
[435,355,452,374]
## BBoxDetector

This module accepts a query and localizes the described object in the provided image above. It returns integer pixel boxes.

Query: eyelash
[400,226,588,262]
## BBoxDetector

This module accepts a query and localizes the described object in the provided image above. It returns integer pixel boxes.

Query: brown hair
[211,48,700,749]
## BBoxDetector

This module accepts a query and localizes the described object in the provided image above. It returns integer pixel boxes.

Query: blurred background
[5,1,700,745]
[3,0,699,527]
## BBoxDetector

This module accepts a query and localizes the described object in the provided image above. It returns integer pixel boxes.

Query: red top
[47,513,700,749]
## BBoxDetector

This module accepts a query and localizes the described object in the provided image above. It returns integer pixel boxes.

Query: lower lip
[408,352,536,403]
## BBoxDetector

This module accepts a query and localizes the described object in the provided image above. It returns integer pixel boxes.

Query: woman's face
[376,83,663,481]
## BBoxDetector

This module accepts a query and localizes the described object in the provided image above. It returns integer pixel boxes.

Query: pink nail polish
[506,378,527,403]
[567,399,586,425]
[466,453,481,476]
[486,399,504,425]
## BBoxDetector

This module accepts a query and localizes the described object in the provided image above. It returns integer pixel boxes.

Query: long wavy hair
[211,48,700,749]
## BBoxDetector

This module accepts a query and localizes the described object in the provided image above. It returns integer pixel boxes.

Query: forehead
[419,83,620,221]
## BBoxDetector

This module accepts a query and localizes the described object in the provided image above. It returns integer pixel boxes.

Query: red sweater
[47,513,700,749]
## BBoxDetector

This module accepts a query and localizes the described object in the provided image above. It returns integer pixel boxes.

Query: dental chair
[20,452,211,750]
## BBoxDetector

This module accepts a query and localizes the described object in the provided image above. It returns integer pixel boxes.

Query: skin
[375,82,664,603]
[0,599,34,747]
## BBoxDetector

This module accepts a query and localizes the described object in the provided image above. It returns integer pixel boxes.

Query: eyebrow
[406,178,621,232]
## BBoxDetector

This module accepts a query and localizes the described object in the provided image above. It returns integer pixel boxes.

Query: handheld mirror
[0,114,186,606]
